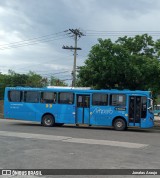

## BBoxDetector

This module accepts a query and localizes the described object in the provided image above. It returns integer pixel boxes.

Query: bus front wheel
[42,114,55,127]
[113,118,126,131]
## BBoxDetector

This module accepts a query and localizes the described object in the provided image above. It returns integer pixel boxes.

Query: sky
[0,0,160,85]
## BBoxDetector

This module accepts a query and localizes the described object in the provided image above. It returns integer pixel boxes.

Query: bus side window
[92,93,108,106]
[8,90,23,102]
[24,91,40,103]
[58,92,74,104]
[41,92,56,103]
[110,94,126,106]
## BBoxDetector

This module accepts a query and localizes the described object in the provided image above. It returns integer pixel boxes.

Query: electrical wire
[0,36,69,50]
[0,30,74,50]
[85,30,160,37]
[85,30,160,33]
[2,29,158,50]
[0,31,65,47]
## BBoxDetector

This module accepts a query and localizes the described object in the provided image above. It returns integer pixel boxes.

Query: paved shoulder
[0,131,148,149]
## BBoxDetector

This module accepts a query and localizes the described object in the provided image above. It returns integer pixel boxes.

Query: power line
[16,70,71,75]
[85,30,160,32]
[84,30,160,37]
[0,31,65,47]
[0,30,74,50]
[61,78,72,81]
[2,29,159,50]
[0,36,69,50]
[86,33,160,36]
[50,71,70,75]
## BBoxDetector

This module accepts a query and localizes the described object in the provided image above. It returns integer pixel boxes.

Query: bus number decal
[46,104,52,108]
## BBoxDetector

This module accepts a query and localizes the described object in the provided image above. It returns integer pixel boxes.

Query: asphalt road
[0,119,160,178]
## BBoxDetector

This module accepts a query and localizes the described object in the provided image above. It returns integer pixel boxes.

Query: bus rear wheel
[42,114,55,127]
[113,118,126,131]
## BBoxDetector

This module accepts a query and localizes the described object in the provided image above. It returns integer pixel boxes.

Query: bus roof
[5,86,151,95]
[47,86,91,90]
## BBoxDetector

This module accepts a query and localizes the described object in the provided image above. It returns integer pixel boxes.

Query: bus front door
[129,96,141,126]
[76,95,90,124]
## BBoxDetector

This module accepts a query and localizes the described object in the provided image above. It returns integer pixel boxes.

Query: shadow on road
[9,121,160,133]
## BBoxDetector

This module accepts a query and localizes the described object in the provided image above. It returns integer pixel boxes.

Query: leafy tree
[50,76,67,86]
[77,34,160,94]
[0,73,7,99]
[26,71,48,87]
[6,70,29,87]
[0,71,29,99]
[0,70,67,99]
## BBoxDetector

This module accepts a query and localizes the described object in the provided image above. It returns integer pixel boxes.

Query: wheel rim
[44,117,52,125]
[116,121,123,128]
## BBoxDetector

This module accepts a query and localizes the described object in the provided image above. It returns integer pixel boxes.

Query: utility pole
[63,29,85,87]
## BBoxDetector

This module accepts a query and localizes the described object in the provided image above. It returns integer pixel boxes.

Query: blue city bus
[4,87,154,131]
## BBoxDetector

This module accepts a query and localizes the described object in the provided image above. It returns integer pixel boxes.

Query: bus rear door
[129,96,147,127]
[76,95,90,124]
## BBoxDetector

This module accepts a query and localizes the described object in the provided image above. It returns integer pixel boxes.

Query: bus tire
[42,114,55,127]
[113,118,126,131]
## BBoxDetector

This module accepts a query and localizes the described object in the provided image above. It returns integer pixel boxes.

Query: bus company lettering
[92,108,113,115]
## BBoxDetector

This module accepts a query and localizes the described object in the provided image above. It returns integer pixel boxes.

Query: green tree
[0,70,67,99]
[26,71,48,87]
[0,73,7,99]
[6,70,29,87]
[50,76,67,86]
[0,71,29,99]
[77,34,160,94]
